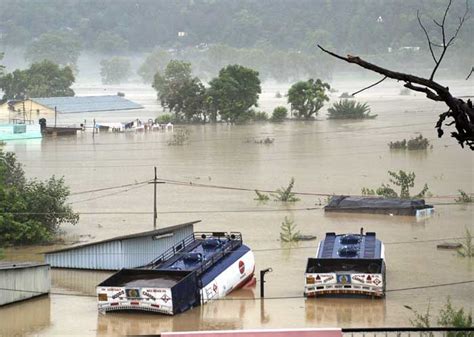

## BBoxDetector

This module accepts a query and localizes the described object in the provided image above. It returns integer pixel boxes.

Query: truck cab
[304,231,386,298]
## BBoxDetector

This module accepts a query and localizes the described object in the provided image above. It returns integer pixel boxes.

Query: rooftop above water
[317,232,383,260]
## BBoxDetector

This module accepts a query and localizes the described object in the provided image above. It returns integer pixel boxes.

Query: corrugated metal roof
[44,221,201,254]
[0,262,49,270]
[31,95,143,113]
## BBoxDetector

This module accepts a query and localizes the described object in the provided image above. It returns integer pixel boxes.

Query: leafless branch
[417,10,438,65]
[466,67,474,80]
[428,0,469,80]
[317,44,474,150]
[351,76,387,96]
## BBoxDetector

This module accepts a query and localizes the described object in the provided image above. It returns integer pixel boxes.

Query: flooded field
[1,80,473,336]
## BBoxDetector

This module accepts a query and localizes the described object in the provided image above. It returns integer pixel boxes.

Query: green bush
[271,106,288,122]
[280,217,300,242]
[1,151,78,245]
[327,99,376,119]
[253,111,269,121]
[457,227,473,258]
[455,190,473,203]
[254,190,270,201]
[272,177,300,202]
[389,134,431,150]
[406,298,473,336]
[362,170,429,199]
[155,114,174,124]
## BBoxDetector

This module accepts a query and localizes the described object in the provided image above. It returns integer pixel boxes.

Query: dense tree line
[1,0,471,54]
[153,60,339,123]
[153,61,262,124]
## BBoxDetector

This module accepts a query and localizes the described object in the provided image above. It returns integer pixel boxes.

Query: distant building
[44,221,198,270]
[1,94,143,120]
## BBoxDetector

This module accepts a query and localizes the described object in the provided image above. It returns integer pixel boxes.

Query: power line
[3,237,467,255]
[0,207,323,216]
[0,279,472,300]
[69,183,149,204]
[70,180,151,196]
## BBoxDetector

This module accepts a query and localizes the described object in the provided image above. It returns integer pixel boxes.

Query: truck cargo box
[97,269,198,315]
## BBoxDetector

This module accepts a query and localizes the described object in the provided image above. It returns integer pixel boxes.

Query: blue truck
[97,232,255,315]
[304,229,386,298]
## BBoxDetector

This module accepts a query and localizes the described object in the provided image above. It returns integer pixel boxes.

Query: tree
[138,49,172,83]
[25,31,82,69]
[94,31,129,54]
[271,106,288,122]
[0,149,78,245]
[318,1,473,150]
[207,64,261,124]
[152,60,207,122]
[0,60,75,101]
[362,170,429,199]
[287,79,330,119]
[100,57,132,84]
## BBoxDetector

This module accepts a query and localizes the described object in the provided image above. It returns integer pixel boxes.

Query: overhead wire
[2,236,468,255]
[0,279,472,300]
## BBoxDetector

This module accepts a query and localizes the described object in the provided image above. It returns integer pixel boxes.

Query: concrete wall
[0,264,51,306]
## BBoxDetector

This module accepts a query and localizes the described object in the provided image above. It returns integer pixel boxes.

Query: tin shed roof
[44,221,200,254]
[0,262,49,270]
[31,95,143,113]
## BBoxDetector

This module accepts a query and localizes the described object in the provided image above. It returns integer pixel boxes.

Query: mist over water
[1,79,472,336]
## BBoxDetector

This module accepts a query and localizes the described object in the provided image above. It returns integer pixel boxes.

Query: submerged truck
[304,230,386,298]
[97,232,255,315]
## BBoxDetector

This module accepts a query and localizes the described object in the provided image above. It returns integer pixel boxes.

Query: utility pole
[149,167,165,230]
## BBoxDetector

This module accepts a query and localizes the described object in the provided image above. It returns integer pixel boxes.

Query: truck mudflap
[304,272,385,297]
[97,269,199,315]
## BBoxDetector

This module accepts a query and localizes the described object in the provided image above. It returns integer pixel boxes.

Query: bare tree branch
[317,45,474,150]
[351,76,387,96]
[466,67,474,80]
[428,0,469,80]
[417,10,438,65]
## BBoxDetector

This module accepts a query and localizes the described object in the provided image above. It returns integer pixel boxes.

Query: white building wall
[0,265,50,306]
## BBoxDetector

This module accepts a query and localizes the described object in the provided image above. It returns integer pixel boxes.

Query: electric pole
[149,167,165,230]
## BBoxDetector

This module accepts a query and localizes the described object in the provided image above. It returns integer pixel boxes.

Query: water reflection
[96,289,256,335]
[52,269,112,295]
[305,298,386,327]
[0,295,51,337]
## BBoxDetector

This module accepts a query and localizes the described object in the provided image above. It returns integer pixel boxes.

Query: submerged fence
[342,327,474,337]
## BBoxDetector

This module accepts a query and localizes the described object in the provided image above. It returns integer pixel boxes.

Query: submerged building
[44,221,198,270]
[0,262,51,306]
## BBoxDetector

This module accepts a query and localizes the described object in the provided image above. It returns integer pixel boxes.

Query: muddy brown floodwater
[1,80,473,336]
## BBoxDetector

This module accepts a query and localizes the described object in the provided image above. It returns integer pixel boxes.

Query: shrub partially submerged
[389,134,431,150]
[327,99,376,119]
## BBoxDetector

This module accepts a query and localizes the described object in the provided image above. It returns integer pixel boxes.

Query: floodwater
[1,79,473,336]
